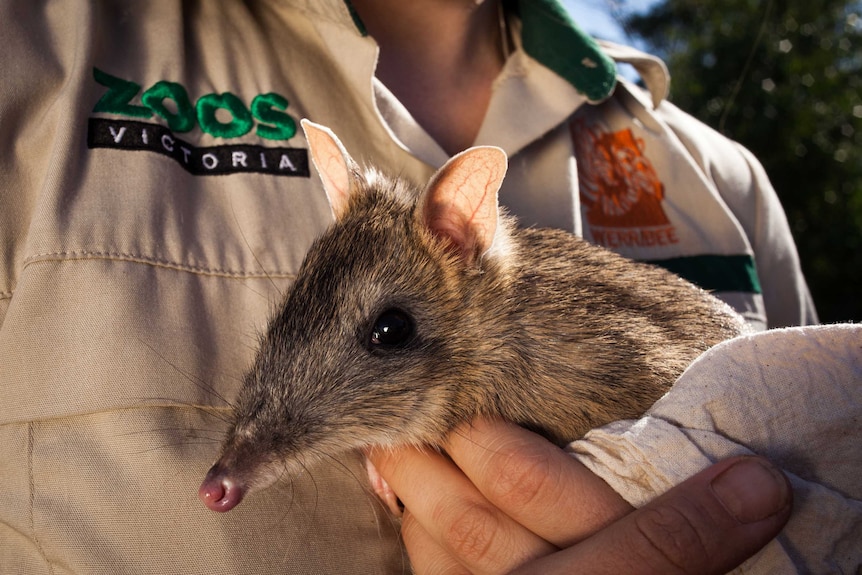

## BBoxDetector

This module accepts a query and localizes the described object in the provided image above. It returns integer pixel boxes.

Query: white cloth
[570,324,862,573]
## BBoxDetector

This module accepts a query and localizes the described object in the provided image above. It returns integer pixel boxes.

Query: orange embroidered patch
[571,121,679,249]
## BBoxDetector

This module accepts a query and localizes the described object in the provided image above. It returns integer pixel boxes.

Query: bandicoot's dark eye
[369,309,415,348]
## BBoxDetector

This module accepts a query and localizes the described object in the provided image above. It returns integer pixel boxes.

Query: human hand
[366,418,792,575]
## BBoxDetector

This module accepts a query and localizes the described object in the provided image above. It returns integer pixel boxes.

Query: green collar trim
[344,0,617,102]
[511,0,617,101]
[344,1,368,37]
[647,254,763,294]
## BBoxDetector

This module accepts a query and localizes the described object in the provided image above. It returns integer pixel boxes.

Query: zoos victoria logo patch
[87,68,310,177]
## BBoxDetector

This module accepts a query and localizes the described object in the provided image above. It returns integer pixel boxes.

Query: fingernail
[364,457,403,517]
[711,457,791,524]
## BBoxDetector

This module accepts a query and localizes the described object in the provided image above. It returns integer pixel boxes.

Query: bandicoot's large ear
[301,119,358,221]
[418,146,508,266]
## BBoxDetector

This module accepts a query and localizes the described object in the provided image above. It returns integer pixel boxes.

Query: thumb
[511,455,792,575]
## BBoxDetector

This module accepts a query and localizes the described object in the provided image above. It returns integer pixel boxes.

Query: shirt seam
[28,422,56,575]
[21,251,297,279]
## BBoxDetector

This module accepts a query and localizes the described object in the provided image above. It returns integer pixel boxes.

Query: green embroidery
[92,68,152,118]
[141,81,196,133]
[196,93,255,139]
[252,93,297,140]
[93,68,299,141]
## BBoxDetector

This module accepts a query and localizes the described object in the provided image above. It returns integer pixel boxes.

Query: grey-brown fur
[199,123,745,511]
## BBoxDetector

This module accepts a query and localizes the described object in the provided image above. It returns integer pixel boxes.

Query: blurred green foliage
[625,0,862,322]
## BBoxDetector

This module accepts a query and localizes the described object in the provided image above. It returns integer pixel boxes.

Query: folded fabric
[569,324,862,573]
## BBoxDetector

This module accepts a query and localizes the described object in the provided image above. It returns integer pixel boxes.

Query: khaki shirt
[1,1,817,573]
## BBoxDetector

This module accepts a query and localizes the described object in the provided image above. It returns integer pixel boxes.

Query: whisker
[228,191,284,300]
[127,440,222,456]
[125,397,233,424]
[116,426,225,438]
[134,337,236,409]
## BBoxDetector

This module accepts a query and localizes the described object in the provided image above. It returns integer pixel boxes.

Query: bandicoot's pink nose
[198,465,245,512]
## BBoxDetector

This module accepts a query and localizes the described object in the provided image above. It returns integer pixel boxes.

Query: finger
[399,510,466,575]
[365,457,460,573]
[367,445,557,575]
[365,457,402,516]
[510,455,793,575]
[445,418,633,546]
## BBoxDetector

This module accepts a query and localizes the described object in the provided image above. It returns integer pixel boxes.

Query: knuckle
[631,504,711,574]
[485,445,555,509]
[440,501,501,564]
[401,513,472,575]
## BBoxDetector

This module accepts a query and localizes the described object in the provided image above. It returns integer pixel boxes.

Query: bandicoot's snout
[198,463,246,512]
